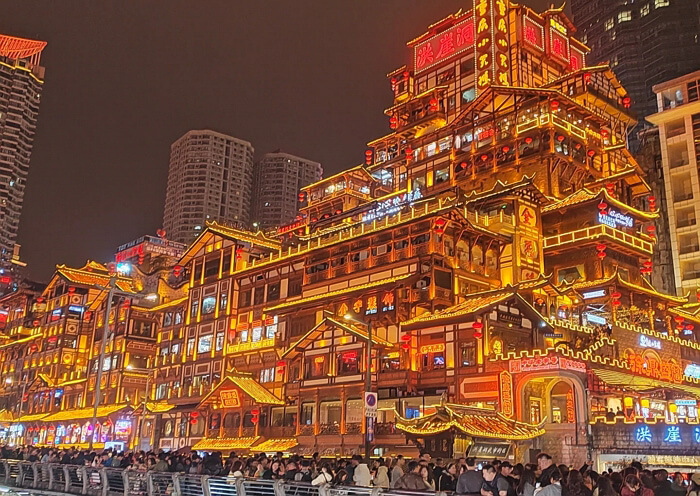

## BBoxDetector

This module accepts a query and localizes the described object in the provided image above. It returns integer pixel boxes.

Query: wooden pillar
[340,387,347,435]
[314,390,320,435]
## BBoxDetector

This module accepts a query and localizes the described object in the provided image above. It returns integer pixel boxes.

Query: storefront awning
[192,436,260,451]
[132,402,176,415]
[14,413,49,423]
[252,438,298,452]
[197,371,284,409]
[42,404,130,422]
[592,368,700,398]
[395,403,544,440]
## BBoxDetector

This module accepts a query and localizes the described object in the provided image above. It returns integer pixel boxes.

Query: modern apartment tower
[647,70,700,298]
[570,0,700,127]
[251,151,322,229]
[163,130,254,244]
[0,34,47,270]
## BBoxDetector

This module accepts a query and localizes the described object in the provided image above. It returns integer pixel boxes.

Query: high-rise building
[163,130,254,244]
[571,0,700,128]
[251,151,322,229]
[647,70,700,297]
[0,34,47,270]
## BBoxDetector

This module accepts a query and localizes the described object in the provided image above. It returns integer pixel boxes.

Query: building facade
[2,0,700,471]
[570,0,700,128]
[0,34,46,271]
[163,130,254,244]
[647,70,700,298]
[251,152,322,230]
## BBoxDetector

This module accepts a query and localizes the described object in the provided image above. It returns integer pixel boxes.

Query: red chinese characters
[413,18,475,73]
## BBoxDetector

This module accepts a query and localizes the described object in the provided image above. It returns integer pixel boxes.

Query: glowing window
[617,11,632,22]
[641,4,650,16]
[654,0,669,7]
[604,19,614,31]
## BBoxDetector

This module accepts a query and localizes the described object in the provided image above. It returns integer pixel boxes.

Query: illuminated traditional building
[0,34,46,271]
[163,130,255,243]
[251,151,323,230]
[2,0,700,471]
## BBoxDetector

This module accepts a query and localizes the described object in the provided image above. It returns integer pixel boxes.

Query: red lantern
[335,209,342,215]
[584,73,591,83]
[405,146,413,156]
[403,70,410,79]
[587,150,596,158]
[601,130,609,139]
[674,316,684,324]
[68,286,75,294]
[434,218,448,235]
[557,135,565,142]
[481,154,490,161]
[138,253,145,265]
[551,100,559,110]
[598,201,608,214]
[596,243,606,259]
[173,265,182,277]
[32,319,40,327]
[524,136,533,145]
[622,96,631,108]
[156,228,166,238]
[612,300,621,307]
[298,192,305,202]
[401,334,411,341]
[430,98,439,112]
[36,297,44,304]
[390,116,398,129]
[472,321,484,339]
[458,162,468,171]
[311,217,318,223]
[611,291,621,300]
[648,196,657,210]
[390,77,397,90]
[365,149,373,165]
[401,342,410,350]
[502,145,510,153]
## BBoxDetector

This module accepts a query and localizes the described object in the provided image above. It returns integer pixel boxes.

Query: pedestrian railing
[0,461,443,496]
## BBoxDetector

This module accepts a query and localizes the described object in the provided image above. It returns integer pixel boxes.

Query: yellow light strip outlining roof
[138,296,188,313]
[301,165,375,192]
[394,403,544,440]
[197,371,284,408]
[192,437,260,451]
[265,273,413,313]
[543,224,653,255]
[207,222,281,250]
[401,290,512,328]
[253,438,299,452]
[14,413,49,423]
[0,333,42,350]
[42,404,130,422]
[591,368,700,398]
[542,187,657,219]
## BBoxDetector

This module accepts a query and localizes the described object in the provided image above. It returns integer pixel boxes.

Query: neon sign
[639,335,662,350]
[598,209,634,229]
[413,18,475,73]
[523,15,544,51]
[420,343,445,354]
[685,363,700,379]
[499,371,514,418]
[582,290,606,299]
[627,351,683,383]
[362,189,422,223]
[509,356,586,373]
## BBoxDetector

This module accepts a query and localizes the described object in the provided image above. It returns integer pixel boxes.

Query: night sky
[3,0,566,280]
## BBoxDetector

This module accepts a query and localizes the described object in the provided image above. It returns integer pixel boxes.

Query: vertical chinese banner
[499,370,514,418]
[493,0,510,86]
[475,0,511,94]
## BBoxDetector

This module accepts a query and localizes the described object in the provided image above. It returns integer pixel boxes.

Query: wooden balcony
[544,224,653,256]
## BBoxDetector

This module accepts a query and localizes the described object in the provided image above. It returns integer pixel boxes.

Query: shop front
[394,401,544,459]
[591,420,700,472]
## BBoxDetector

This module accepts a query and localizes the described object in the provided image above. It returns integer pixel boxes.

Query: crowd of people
[0,445,698,496]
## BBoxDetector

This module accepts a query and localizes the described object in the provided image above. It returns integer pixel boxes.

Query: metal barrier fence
[0,461,438,496]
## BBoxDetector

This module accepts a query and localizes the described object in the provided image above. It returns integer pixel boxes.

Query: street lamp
[343,312,374,462]
[89,276,139,450]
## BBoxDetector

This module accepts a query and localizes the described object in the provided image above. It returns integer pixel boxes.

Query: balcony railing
[677,218,697,229]
[543,224,653,255]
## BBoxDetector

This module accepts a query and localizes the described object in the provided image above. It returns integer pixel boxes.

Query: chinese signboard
[522,15,544,51]
[592,422,700,455]
[509,356,586,374]
[468,442,511,458]
[220,389,241,408]
[499,371,514,418]
[414,18,475,74]
[626,351,683,384]
[116,235,186,262]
